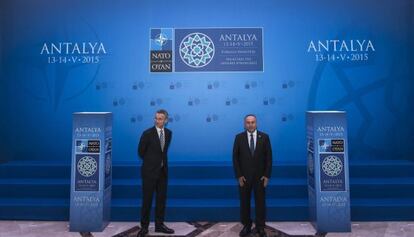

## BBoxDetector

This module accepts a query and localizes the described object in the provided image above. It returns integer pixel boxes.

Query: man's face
[244,116,257,133]
[154,113,167,128]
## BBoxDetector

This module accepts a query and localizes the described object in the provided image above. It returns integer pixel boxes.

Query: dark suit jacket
[138,126,172,178]
[232,130,272,180]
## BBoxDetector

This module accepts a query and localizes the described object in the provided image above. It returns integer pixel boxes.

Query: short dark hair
[156,109,169,119]
[244,114,256,120]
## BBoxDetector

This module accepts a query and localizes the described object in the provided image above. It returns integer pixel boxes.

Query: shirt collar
[247,130,257,136]
[155,126,164,133]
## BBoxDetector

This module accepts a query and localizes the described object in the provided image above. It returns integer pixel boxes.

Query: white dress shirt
[155,126,164,139]
[156,126,165,167]
[246,129,257,150]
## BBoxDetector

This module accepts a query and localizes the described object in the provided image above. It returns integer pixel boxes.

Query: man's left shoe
[136,227,148,237]
[155,223,175,234]
[257,227,267,237]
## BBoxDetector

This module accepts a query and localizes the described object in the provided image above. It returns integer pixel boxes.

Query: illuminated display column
[306,111,351,232]
[69,112,112,232]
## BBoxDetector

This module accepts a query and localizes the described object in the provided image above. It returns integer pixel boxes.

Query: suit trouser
[239,177,266,228]
[141,168,167,228]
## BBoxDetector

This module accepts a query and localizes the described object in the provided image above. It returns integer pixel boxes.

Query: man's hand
[238,176,247,187]
[261,176,269,187]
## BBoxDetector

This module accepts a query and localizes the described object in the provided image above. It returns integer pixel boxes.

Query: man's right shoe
[137,227,148,237]
[239,225,252,237]
[155,223,175,234]
[257,227,267,237]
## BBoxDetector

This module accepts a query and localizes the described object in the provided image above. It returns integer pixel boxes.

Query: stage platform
[1,160,414,221]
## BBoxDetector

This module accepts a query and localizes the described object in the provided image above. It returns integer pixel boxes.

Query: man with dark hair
[137,109,174,237]
[233,114,273,237]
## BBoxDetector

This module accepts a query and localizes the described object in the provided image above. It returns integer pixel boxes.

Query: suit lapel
[244,131,256,158]
[164,129,170,150]
[254,131,262,157]
[152,126,162,152]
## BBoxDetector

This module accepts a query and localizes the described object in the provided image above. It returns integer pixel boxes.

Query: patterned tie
[249,133,255,156]
[160,129,165,167]
[160,129,165,152]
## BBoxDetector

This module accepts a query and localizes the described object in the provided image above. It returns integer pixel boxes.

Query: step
[0,178,308,199]
[0,161,307,179]
[0,197,308,221]
[1,198,414,221]
[2,160,414,179]
[2,177,414,199]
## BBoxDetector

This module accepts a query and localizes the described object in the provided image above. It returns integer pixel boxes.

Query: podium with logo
[306,111,351,232]
[69,112,112,232]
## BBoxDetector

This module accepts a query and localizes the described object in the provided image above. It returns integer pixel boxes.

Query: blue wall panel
[0,0,413,164]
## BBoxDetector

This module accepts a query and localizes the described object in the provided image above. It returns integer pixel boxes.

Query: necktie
[249,133,255,156]
[160,129,165,167]
[160,129,165,152]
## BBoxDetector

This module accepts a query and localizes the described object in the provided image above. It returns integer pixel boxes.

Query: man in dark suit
[137,109,174,237]
[233,114,272,237]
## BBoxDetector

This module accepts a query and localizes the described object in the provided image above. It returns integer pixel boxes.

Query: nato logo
[179,32,215,68]
[150,28,173,72]
[76,140,88,153]
[155,33,168,46]
[319,139,331,152]
[150,28,172,50]
[319,139,344,152]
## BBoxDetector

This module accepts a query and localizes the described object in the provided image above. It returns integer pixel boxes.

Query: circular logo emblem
[179,32,215,68]
[155,33,168,46]
[77,156,98,177]
[322,155,343,177]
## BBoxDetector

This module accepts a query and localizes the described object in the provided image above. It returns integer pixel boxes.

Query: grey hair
[156,109,169,119]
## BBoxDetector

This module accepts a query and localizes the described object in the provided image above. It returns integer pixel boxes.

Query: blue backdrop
[1,0,413,163]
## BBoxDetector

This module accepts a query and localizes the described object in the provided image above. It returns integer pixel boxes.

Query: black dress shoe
[137,227,148,237]
[155,223,175,234]
[257,228,267,237]
[239,225,252,237]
